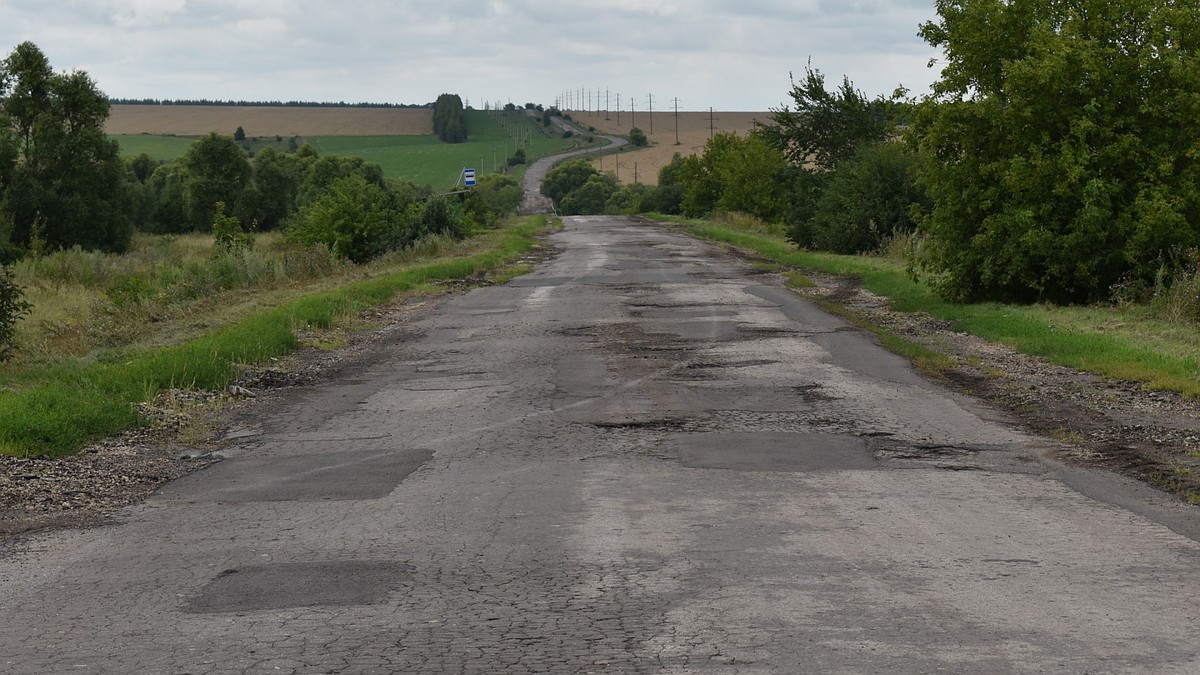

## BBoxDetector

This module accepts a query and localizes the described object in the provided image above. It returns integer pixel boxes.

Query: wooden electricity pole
[674,98,680,145]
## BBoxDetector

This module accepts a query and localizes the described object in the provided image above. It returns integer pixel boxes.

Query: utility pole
[492,146,496,173]
[634,162,638,184]
[606,88,610,120]
[647,93,653,135]
[616,92,620,125]
[710,107,716,139]
[674,97,680,145]
[630,96,635,129]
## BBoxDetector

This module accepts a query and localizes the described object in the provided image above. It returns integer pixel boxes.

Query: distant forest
[110,98,433,108]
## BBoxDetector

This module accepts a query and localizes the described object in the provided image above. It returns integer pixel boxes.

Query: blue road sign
[464,168,476,187]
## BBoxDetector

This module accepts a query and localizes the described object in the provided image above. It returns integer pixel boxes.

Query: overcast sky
[1,0,943,111]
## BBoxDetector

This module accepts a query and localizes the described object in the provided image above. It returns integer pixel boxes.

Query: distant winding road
[520,114,626,214]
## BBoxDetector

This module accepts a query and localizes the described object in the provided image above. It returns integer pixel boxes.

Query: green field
[110,134,198,162]
[112,110,602,188]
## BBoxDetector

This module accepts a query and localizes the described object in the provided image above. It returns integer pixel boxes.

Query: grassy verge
[0,217,550,458]
[658,215,1200,398]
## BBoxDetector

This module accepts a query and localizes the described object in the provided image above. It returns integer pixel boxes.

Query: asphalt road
[3,216,1200,674]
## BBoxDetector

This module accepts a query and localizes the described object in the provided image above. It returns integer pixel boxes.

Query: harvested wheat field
[566,110,769,185]
[106,105,434,137]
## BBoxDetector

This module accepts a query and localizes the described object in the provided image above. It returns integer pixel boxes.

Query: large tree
[913,0,1200,303]
[432,93,468,143]
[757,64,900,171]
[180,132,252,230]
[0,42,132,252]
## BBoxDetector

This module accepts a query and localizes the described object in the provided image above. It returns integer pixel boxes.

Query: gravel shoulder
[793,267,1200,507]
[4,231,1198,539]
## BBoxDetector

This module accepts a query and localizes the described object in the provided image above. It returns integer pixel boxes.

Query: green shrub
[808,141,926,254]
[541,159,601,203]
[559,174,618,215]
[288,175,415,263]
[211,201,254,255]
[0,265,32,362]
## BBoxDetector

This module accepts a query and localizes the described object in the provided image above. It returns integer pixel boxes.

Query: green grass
[112,110,602,188]
[111,134,199,162]
[0,218,550,458]
[665,216,1200,398]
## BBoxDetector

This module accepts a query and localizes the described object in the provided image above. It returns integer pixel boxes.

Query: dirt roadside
[794,268,1200,505]
[3,232,1199,539]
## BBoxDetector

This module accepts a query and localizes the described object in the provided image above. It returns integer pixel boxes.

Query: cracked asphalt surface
[3,216,1200,673]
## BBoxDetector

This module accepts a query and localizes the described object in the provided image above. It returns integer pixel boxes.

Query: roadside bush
[1136,251,1200,324]
[288,175,416,263]
[507,148,526,166]
[542,159,600,203]
[605,184,653,215]
[420,196,464,240]
[212,201,254,255]
[678,133,787,222]
[559,174,618,215]
[629,127,648,147]
[781,167,832,248]
[808,141,926,254]
[0,264,32,362]
[464,174,522,227]
[640,183,685,215]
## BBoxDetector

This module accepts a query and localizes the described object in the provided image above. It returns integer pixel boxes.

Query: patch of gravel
[799,271,1200,503]
[0,243,560,539]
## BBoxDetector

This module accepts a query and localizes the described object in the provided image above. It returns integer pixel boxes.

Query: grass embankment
[0,218,551,458]
[113,110,603,188]
[663,215,1200,397]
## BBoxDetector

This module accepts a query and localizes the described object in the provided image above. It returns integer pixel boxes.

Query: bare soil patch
[106,105,434,137]
[566,110,768,185]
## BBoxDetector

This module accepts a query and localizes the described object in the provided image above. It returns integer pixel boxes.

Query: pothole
[171,448,433,503]
[186,560,414,613]
[794,384,838,402]
[667,432,876,472]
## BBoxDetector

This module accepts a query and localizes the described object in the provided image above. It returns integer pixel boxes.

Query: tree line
[112,99,432,108]
[545,0,1200,306]
[0,43,519,266]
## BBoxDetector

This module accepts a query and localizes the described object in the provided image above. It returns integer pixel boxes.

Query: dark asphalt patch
[670,432,876,472]
[188,448,433,503]
[504,276,574,287]
[185,560,414,613]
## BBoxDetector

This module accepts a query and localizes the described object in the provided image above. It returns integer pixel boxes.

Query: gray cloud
[0,0,941,109]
